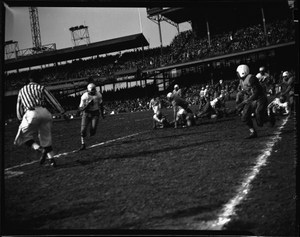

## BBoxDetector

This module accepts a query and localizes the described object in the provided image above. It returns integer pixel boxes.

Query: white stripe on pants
[14,107,53,147]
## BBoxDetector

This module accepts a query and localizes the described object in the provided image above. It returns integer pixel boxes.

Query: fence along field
[3,102,297,235]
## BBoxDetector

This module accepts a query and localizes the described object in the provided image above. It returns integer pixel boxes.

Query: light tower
[69,25,91,47]
[29,7,42,52]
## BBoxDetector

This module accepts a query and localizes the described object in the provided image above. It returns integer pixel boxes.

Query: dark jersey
[241,74,266,103]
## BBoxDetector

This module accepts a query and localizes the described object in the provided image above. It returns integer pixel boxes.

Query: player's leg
[256,96,275,127]
[90,112,100,136]
[241,103,257,138]
[79,112,91,150]
[37,107,57,166]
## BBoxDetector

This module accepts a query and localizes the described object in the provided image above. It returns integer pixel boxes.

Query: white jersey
[177,107,187,117]
[149,98,161,114]
[268,98,289,114]
[79,91,102,112]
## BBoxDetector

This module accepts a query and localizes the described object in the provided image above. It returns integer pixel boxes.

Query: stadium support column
[206,14,211,47]
[142,46,145,68]
[157,15,163,57]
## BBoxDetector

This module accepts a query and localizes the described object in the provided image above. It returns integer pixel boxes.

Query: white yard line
[194,116,290,230]
[5,131,147,172]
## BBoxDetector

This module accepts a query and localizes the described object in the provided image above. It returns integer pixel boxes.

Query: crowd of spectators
[5,19,294,92]
[4,68,294,124]
[4,18,295,123]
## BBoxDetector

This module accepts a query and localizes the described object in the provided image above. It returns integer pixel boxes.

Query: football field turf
[3,100,297,235]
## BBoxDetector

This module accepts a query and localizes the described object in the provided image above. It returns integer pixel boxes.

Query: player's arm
[78,94,92,111]
[237,80,243,92]
[149,99,154,110]
[283,103,289,115]
[173,104,178,128]
[16,92,24,122]
[43,87,65,114]
[281,77,294,96]
[158,100,162,110]
[267,99,275,109]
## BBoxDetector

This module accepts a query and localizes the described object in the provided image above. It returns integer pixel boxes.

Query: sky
[4,6,192,54]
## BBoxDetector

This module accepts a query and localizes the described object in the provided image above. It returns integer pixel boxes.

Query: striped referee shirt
[16,82,65,120]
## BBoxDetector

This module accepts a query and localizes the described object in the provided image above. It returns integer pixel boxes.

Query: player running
[78,83,104,150]
[235,64,276,139]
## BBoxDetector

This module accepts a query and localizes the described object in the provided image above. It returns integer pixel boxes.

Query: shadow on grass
[111,203,222,229]
[58,139,220,168]
[223,219,257,234]
[4,201,103,230]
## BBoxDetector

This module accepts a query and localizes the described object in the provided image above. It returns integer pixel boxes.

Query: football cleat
[78,144,86,151]
[269,111,276,127]
[38,147,47,165]
[49,158,57,168]
[246,131,258,139]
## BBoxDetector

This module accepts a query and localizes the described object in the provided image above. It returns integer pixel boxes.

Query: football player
[149,96,168,129]
[236,64,276,139]
[173,84,183,98]
[176,106,196,127]
[78,83,103,150]
[279,71,294,113]
[267,95,289,116]
[167,92,194,128]
[196,94,224,119]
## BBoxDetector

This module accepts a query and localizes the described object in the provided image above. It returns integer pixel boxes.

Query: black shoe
[49,158,57,167]
[246,131,258,139]
[269,111,276,127]
[38,147,47,165]
[78,144,86,151]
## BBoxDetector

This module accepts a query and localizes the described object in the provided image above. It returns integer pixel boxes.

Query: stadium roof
[4,33,149,71]
[158,1,291,25]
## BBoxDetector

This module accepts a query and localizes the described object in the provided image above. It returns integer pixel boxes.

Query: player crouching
[196,94,225,120]
[176,107,196,127]
[267,95,289,116]
[153,111,170,129]
[149,96,170,129]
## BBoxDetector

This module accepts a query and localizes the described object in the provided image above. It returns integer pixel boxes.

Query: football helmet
[167,92,173,98]
[256,73,262,80]
[282,71,289,77]
[87,83,96,95]
[236,64,250,78]
[259,66,265,72]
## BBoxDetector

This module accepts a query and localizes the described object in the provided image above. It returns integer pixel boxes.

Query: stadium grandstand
[4,1,296,120]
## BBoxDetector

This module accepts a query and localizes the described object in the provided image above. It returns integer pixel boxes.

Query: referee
[14,70,69,167]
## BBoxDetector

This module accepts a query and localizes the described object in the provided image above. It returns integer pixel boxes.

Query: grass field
[3,99,298,236]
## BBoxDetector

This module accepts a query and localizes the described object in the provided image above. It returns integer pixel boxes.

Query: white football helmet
[256,73,262,80]
[282,71,289,77]
[87,83,96,95]
[167,92,173,98]
[236,64,250,78]
[259,66,265,72]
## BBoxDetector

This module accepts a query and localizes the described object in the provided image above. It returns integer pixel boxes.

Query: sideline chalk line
[193,115,290,230]
[5,131,148,172]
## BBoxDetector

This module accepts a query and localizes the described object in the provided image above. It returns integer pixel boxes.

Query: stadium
[3,1,298,236]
